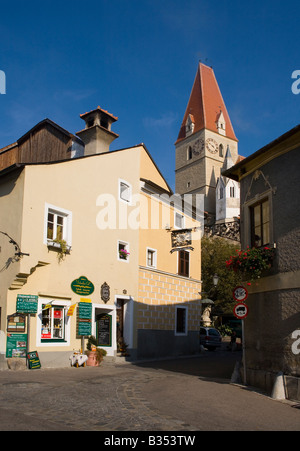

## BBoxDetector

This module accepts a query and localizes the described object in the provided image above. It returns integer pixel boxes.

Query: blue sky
[0,0,299,190]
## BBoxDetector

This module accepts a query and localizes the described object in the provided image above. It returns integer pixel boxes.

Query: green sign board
[71,276,95,296]
[78,321,92,336]
[27,350,41,369]
[6,333,27,358]
[16,295,38,314]
[78,302,92,319]
[77,301,92,336]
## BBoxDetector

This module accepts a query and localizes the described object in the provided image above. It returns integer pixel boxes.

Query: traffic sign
[233,286,248,302]
[233,303,249,319]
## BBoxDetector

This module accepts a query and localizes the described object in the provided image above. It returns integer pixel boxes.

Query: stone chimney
[76,106,119,155]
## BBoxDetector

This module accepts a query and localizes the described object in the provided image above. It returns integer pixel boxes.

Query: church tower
[175,63,240,221]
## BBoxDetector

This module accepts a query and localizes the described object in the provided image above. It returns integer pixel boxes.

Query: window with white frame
[41,304,66,341]
[174,211,185,229]
[37,298,71,346]
[146,248,157,268]
[175,306,188,335]
[118,241,130,261]
[44,203,72,247]
[119,180,131,203]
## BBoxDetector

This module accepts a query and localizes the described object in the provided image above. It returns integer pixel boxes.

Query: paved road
[0,349,300,432]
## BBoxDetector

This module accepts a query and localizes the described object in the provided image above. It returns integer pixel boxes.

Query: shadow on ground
[133,349,242,382]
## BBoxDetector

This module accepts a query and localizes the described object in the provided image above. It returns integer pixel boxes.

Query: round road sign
[233,303,249,319]
[233,286,248,302]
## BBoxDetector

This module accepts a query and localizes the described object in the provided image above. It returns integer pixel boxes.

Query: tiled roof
[80,106,118,121]
[176,63,238,143]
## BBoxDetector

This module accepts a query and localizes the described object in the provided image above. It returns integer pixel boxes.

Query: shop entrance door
[116,299,124,352]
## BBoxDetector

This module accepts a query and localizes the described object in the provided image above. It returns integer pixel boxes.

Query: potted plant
[119,249,130,260]
[226,246,275,282]
[117,337,129,356]
[85,335,107,366]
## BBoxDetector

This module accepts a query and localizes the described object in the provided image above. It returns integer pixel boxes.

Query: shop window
[178,250,189,277]
[41,305,66,342]
[175,306,188,335]
[250,198,270,247]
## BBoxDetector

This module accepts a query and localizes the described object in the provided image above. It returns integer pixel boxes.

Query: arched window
[219,144,224,157]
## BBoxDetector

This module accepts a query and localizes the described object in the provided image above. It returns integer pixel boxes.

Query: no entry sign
[233,303,249,319]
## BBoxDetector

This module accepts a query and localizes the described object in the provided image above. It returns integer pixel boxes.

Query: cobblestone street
[1,352,300,432]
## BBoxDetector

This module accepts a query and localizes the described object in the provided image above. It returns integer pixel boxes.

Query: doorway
[115,297,133,353]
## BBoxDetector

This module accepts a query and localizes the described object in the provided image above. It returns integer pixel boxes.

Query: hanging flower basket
[226,246,275,282]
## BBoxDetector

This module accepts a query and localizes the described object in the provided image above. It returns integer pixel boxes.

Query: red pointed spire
[176,63,237,143]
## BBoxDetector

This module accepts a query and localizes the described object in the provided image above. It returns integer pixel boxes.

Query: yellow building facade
[0,138,202,367]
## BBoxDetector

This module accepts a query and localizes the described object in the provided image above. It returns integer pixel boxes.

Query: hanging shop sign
[27,350,41,370]
[71,276,95,296]
[101,282,110,303]
[233,286,248,302]
[16,295,38,314]
[77,301,92,336]
[7,313,26,333]
[171,229,192,248]
[97,313,112,347]
[6,333,27,358]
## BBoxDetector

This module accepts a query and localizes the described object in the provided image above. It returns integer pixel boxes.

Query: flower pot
[86,351,99,367]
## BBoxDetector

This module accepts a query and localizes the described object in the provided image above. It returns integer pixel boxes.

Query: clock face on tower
[192,138,204,155]
[206,138,218,154]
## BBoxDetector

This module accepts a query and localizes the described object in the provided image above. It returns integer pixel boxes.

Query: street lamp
[213,273,219,287]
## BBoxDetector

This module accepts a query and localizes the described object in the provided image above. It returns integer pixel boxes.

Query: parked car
[199,327,222,351]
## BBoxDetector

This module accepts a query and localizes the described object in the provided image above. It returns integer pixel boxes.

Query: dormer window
[216,111,226,136]
[185,114,195,137]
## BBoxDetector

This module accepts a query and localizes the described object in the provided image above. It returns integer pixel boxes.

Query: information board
[97,314,112,347]
[6,333,27,358]
[16,295,38,314]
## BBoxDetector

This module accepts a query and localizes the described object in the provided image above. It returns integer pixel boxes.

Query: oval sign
[71,276,95,296]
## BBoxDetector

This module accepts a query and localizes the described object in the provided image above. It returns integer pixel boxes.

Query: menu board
[77,301,92,336]
[27,350,41,369]
[97,314,112,347]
